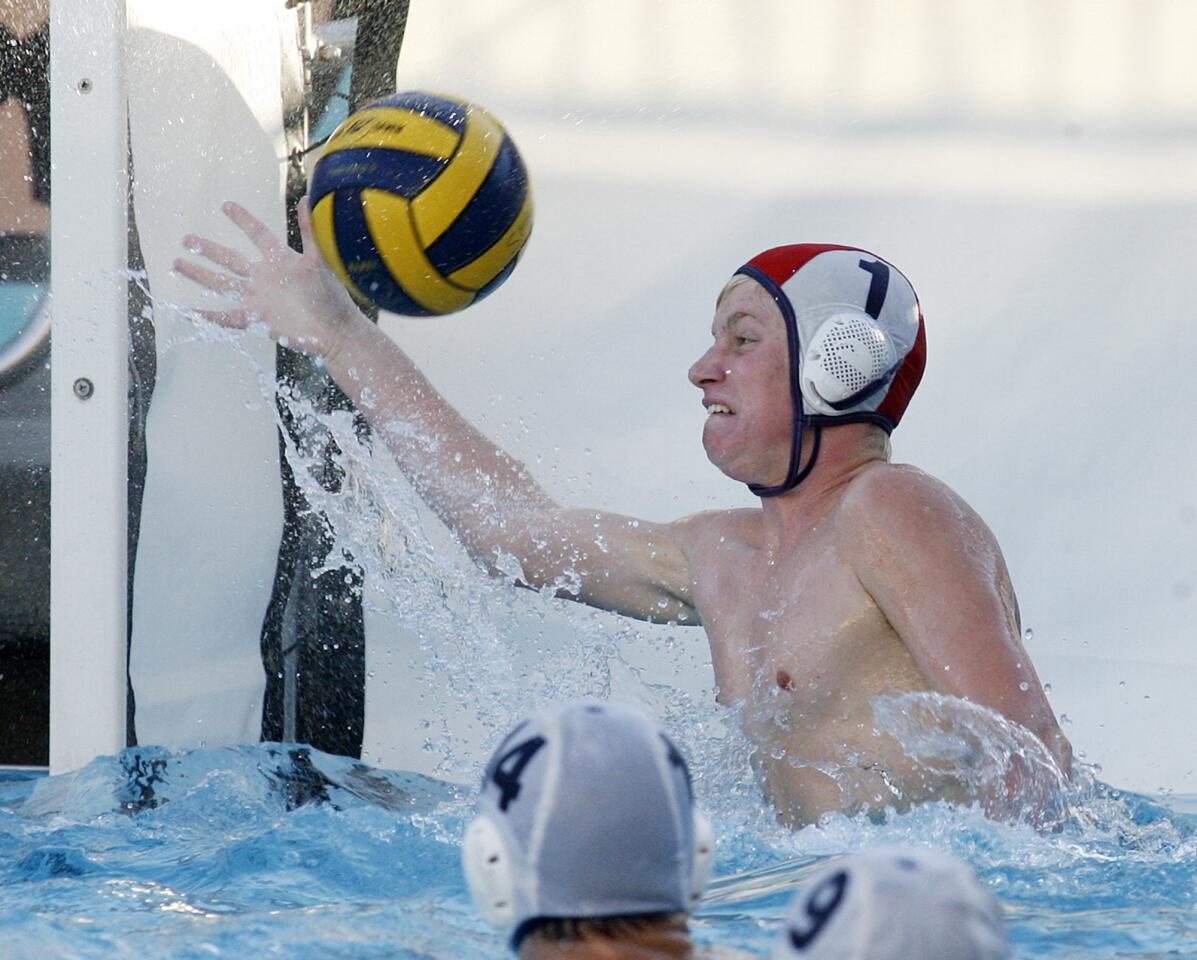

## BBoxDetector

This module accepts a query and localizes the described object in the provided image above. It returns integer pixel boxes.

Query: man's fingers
[173,256,247,298]
[296,196,315,256]
[182,234,251,276]
[184,306,251,330]
[222,200,280,254]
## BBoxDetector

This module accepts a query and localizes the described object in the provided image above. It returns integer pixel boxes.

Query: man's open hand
[174,198,364,362]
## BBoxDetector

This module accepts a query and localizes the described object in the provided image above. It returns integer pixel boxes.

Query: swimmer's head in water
[462,700,714,951]
[730,245,926,496]
[770,846,1012,960]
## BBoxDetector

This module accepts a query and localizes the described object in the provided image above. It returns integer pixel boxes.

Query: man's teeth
[707,404,732,415]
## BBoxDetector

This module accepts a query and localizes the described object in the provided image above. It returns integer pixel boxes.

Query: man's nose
[688,345,726,388]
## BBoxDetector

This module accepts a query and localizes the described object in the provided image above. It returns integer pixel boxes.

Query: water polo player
[463,698,749,959]
[176,202,1071,826]
[770,846,1012,960]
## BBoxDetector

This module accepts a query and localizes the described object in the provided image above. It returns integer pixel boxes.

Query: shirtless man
[176,203,1071,827]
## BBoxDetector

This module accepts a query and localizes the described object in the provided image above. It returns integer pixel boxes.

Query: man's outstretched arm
[174,200,697,624]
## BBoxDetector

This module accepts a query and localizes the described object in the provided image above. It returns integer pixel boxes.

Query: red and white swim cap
[734,244,926,495]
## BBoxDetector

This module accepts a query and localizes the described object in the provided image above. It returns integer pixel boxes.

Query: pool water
[0,743,1193,959]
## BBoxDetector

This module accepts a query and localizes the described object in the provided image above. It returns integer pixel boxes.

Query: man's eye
[735,336,754,346]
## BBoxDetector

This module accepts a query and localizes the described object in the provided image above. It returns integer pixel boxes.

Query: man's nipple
[776,669,795,691]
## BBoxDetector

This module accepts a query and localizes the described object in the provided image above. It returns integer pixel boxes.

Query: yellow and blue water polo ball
[308,91,533,316]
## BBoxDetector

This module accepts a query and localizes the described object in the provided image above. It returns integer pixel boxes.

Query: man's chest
[690,532,895,706]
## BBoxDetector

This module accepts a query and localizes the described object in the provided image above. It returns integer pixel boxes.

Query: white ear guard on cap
[462,806,717,932]
[462,814,519,928]
[800,311,898,416]
[689,809,716,906]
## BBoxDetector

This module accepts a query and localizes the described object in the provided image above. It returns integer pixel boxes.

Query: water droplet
[770,746,786,760]
[1118,680,1126,687]
[1019,681,1029,691]
[1023,627,1034,642]
[1043,682,1052,692]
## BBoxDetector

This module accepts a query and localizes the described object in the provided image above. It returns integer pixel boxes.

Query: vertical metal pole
[49,0,129,773]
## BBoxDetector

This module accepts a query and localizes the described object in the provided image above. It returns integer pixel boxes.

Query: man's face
[688,278,794,486]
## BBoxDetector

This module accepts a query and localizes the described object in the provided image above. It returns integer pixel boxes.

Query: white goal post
[48,0,130,772]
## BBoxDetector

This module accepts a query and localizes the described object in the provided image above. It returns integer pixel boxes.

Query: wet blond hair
[519,912,687,950]
[716,272,756,307]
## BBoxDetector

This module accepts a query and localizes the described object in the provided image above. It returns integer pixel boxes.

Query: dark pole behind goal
[259,0,412,758]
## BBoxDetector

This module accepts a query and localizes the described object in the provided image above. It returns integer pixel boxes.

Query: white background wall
[361,0,1197,795]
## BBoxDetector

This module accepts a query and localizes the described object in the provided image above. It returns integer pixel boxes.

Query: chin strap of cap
[738,265,823,498]
[748,419,822,498]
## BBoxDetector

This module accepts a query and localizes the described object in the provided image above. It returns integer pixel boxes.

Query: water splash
[869,690,1072,827]
[150,286,732,786]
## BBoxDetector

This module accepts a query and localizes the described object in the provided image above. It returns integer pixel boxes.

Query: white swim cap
[462,700,714,950]
[770,847,1012,960]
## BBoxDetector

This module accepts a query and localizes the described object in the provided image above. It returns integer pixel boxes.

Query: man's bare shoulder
[836,461,1008,595]
[839,462,980,535]
[670,506,764,551]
